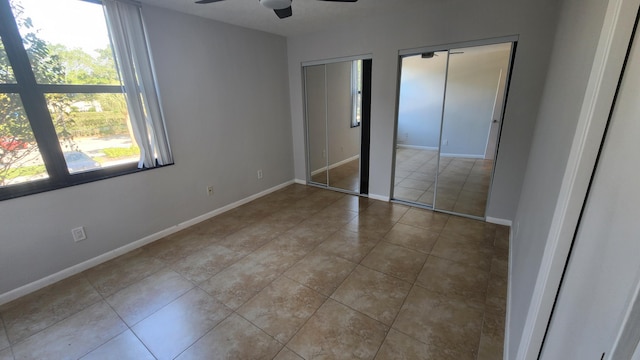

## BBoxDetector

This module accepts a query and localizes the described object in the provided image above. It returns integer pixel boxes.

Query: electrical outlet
[72,227,86,242]
[322,149,326,158]
[443,139,449,146]
[257,170,263,179]
[207,185,214,196]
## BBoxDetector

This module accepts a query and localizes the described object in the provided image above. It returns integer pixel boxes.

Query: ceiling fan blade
[317,0,358,2]
[274,6,292,18]
[195,0,225,4]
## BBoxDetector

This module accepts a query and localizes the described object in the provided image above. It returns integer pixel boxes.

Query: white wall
[397,54,446,148]
[507,0,609,357]
[287,0,561,219]
[0,5,293,296]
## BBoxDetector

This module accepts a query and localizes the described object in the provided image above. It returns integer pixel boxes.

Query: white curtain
[103,0,173,168]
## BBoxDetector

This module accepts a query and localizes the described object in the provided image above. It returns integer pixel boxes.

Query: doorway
[303,58,372,195]
[392,41,515,219]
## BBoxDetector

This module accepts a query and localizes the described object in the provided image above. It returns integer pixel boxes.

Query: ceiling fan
[194,0,358,19]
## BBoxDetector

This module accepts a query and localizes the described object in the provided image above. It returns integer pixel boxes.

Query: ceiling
[138,0,421,37]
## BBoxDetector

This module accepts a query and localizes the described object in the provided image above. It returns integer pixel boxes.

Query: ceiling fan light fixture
[260,0,292,10]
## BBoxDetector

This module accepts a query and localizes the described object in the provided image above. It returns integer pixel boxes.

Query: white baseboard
[397,144,439,151]
[440,152,486,159]
[505,225,514,360]
[311,155,360,176]
[368,193,390,202]
[486,216,513,227]
[294,178,307,185]
[0,180,295,306]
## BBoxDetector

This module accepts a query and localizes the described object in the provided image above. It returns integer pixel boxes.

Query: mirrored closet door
[393,41,514,218]
[304,58,371,194]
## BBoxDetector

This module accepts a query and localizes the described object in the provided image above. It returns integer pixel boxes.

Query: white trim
[396,144,439,151]
[0,180,295,306]
[398,35,519,57]
[440,152,485,159]
[505,225,515,359]
[609,274,640,359]
[310,154,360,175]
[294,178,307,185]
[302,53,373,67]
[369,193,390,202]
[486,216,512,227]
[517,0,639,358]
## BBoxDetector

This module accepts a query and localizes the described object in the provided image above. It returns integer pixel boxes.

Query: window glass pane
[1,93,48,186]
[10,0,121,85]
[0,36,16,83]
[45,93,140,174]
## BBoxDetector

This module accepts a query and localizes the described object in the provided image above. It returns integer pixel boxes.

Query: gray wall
[441,45,511,157]
[287,0,561,220]
[507,0,609,357]
[0,5,293,296]
[397,54,446,149]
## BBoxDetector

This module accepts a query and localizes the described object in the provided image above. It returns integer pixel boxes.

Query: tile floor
[394,148,493,217]
[0,184,508,360]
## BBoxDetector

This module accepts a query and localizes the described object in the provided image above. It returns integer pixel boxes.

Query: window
[0,0,172,200]
[351,59,363,128]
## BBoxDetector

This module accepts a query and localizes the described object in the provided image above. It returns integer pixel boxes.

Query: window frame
[350,59,362,128]
[0,0,165,201]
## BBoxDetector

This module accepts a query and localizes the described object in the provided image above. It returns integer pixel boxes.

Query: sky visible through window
[17,0,110,57]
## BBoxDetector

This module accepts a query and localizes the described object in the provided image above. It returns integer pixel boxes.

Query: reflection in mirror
[435,43,512,217]
[305,64,328,185]
[304,60,363,193]
[393,51,448,206]
[326,61,361,192]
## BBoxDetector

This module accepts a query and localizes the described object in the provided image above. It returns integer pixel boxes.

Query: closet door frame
[391,35,518,219]
[302,54,373,195]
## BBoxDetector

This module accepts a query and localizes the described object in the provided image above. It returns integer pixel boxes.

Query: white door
[484,68,506,160]
[539,30,640,359]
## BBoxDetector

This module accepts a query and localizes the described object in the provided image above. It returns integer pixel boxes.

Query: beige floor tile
[430,234,494,271]
[485,275,507,316]
[375,328,460,360]
[106,269,194,326]
[361,242,428,283]
[0,348,12,360]
[0,274,102,344]
[238,277,326,343]
[397,208,449,232]
[282,222,339,248]
[273,347,304,360]
[284,250,357,296]
[217,222,285,255]
[142,228,216,263]
[80,330,155,360]
[441,216,496,246]
[331,195,373,213]
[198,249,292,309]
[195,212,248,239]
[393,287,483,360]
[84,248,165,297]
[491,247,509,279]
[364,201,409,222]
[315,229,380,263]
[12,301,126,360]
[416,256,489,304]
[476,312,506,360]
[288,299,388,360]
[344,213,397,235]
[384,223,439,253]
[133,288,232,360]
[176,314,282,360]
[331,266,411,326]
[170,244,245,284]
